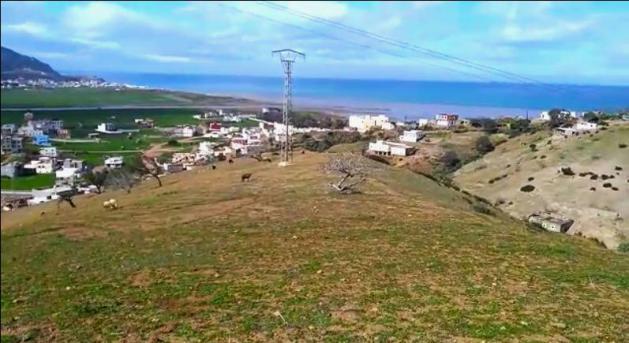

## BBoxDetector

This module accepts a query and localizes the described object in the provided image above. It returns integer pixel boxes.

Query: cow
[241,173,252,182]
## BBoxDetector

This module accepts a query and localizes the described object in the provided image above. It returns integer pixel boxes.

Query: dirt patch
[129,269,153,288]
[1,323,59,342]
[58,227,106,241]
[331,304,362,323]
[147,322,177,343]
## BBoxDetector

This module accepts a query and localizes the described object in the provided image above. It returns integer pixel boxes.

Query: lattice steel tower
[272,49,305,166]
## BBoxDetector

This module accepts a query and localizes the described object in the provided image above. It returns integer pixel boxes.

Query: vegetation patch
[520,184,535,192]
[560,167,575,176]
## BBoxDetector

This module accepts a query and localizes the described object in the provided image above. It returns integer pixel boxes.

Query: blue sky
[1,1,628,85]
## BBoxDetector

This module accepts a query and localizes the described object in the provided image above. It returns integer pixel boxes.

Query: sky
[1,1,628,85]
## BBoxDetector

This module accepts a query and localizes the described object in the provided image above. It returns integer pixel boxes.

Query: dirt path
[143,143,179,158]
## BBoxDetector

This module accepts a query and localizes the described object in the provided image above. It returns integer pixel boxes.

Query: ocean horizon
[67,71,629,119]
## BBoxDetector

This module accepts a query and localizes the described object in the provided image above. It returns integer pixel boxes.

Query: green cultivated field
[0,88,240,108]
[1,173,55,190]
[1,109,259,138]
[1,108,199,133]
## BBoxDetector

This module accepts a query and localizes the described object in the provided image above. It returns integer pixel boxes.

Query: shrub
[619,143,627,149]
[612,187,619,191]
[529,144,537,152]
[475,135,495,155]
[540,155,546,159]
[618,242,629,253]
[590,187,596,191]
[472,203,494,216]
[528,177,535,181]
[520,184,535,192]
[603,183,612,188]
[560,167,575,176]
[615,166,623,171]
[439,150,462,173]
[167,139,180,146]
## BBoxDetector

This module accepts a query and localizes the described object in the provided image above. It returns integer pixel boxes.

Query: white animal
[103,198,118,210]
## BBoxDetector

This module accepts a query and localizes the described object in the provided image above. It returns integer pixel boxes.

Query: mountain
[1,46,64,81]
[2,153,628,341]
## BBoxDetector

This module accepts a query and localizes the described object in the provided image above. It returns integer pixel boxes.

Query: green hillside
[1,153,628,341]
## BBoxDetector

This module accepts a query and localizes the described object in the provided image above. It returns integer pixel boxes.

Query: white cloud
[71,37,121,50]
[281,1,347,19]
[502,20,594,43]
[412,1,444,10]
[4,22,47,37]
[63,2,145,38]
[142,54,191,63]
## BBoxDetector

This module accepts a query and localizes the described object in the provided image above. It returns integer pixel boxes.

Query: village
[1,106,626,234]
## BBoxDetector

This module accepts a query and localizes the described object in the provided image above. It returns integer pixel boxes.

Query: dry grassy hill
[454,122,629,250]
[2,153,628,342]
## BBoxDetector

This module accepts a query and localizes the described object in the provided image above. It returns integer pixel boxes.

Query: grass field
[0,88,243,108]
[1,173,55,190]
[1,153,627,341]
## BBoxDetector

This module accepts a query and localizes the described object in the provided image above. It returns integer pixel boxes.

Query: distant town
[3,103,626,212]
[1,77,137,90]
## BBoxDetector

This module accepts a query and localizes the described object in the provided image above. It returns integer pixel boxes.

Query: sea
[81,72,629,119]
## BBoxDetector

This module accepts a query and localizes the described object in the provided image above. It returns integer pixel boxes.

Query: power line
[257,1,565,92]
[217,3,498,83]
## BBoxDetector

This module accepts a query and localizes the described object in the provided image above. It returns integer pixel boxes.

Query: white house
[575,121,598,131]
[24,157,54,174]
[28,186,73,205]
[368,140,414,156]
[417,118,431,127]
[400,130,425,143]
[348,114,394,132]
[96,123,118,134]
[539,110,579,121]
[198,141,216,156]
[435,114,459,128]
[40,146,58,158]
[55,167,81,185]
[104,156,124,169]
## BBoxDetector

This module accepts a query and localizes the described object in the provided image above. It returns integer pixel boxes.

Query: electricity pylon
[272,49,305,166]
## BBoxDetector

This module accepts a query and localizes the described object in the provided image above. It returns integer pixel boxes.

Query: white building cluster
[348,114,395,133]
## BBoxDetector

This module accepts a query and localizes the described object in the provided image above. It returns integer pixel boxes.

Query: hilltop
[1,47,64,81]
[2,152,628,341]
[454,122,629,249]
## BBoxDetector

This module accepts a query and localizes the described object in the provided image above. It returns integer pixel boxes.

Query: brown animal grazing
[211,165,216,170]
[241,173,252,182]
[301,150,305,154]
[228,159,234,164]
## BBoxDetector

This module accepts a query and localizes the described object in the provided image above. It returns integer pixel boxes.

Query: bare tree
[56,186,78,212]
[105,169,139,193]
[324,153,371,193]
[131,154,163,187]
